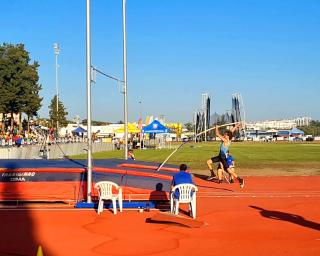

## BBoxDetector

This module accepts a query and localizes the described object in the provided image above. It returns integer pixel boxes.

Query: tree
[0,43,42,130]
[23,91,42,131]
[81,119,109,126]
[298,120,320,136]
[48,95,68,129]
[184,122,193,132]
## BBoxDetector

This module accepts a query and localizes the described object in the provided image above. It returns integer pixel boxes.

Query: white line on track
[197,191,320,198]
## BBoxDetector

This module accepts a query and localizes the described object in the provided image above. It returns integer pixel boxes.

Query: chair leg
[98,200,103,214]
[112,198,117,214]
[191,198,196,219]
[170,194,174,214]
[118,196,123,213]
[174,200,179,215]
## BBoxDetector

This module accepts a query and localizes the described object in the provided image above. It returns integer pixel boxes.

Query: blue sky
[1,0,319,123]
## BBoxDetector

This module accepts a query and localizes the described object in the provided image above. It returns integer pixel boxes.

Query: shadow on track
[193,174,234,192]
[250,205,320,231]
[0,162,53,255]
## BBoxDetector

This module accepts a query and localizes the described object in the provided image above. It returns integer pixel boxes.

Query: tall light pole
[86,0,93,203]
[122,0,128,160]
[53,43,60,133]
[139,100,142,149]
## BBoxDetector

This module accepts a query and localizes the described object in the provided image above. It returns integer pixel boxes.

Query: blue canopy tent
[290,127,304,135]
[142,120,170,147]
[278,130,290,137]
[278,128,304,141]
[72,126,87,136]
[142,120,170,134]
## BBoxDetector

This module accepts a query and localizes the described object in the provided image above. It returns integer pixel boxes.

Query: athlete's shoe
[239,178,245,188]
[218,179,223,184]
[206,175,216,181]
[229,178,234,183]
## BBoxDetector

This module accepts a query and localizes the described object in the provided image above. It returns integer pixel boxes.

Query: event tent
[72,126,87,135]
[290,127,304,135]
[278,128,304,138]
[142,120,170,134]
[115,123,141,134]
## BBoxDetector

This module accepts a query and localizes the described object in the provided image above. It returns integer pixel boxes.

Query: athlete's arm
[230,123,241,133]
[216,126,227,142]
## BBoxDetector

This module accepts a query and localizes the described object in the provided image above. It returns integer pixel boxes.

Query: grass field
[74,142,320,176]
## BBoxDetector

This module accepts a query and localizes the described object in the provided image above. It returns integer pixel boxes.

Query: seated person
[171,164,193,198]
[128,150,135,160]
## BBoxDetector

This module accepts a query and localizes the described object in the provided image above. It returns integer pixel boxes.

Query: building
[246,117,312,130]
[294,117,312,126]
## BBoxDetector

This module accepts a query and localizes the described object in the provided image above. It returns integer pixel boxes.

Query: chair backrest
[95,181,120,200]
[172,183,198,203]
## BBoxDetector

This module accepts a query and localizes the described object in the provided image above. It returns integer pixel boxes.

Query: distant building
[0,113,21,126]
[294,117,312,126]
[246,117,312,130]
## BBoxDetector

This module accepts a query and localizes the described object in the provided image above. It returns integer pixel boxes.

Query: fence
[0,142,114,159]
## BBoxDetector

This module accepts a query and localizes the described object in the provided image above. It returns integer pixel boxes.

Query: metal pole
[204,110,207,142]
[139,101,142,149]
[53,43,60,134]
[86,0,93,203]
[194,111,197,143]
[122,0,128,160]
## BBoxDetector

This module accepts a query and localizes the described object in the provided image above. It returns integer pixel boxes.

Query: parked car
[306,137,314,141]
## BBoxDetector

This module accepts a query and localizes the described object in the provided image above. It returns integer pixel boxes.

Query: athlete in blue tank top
[220,141,230,157]
[206,123,240,182]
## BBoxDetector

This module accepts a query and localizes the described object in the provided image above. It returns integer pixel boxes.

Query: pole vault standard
[85,0,129,203]
[86,0,93,203]
[122,0,129,160]
[156,122,238,171]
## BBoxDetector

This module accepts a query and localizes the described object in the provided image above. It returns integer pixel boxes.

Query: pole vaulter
[157,122,240,171]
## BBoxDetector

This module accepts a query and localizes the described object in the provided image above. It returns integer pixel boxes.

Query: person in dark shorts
[206,123,240,181]
[217,153,244,188]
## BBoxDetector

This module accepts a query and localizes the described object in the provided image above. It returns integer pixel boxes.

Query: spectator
[171,164,193,199]
[128,149,135,160]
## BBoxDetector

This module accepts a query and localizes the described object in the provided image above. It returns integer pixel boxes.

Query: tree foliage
[298,120,320,136]
[81,119,109,126]
[0,43,42,129]
[48,95,68,129]
[184,122,193,131]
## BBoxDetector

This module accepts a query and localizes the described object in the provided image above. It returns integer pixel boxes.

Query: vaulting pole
[156,122,238,171]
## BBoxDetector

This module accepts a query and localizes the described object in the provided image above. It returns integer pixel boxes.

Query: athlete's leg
[217,164,223,183]
[228,167,237,179]
[206,158,216,180]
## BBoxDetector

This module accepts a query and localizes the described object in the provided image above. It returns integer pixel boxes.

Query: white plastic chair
[94,181,123,215]
[170,184,198,219]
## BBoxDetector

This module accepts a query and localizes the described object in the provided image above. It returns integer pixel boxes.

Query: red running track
[0,176,319,256]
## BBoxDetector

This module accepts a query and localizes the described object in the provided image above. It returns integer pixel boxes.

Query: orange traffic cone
[36,245,44,256]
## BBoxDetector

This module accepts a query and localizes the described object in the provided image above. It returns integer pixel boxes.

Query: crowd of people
[0,126,87,148]
[0,128,40,147]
